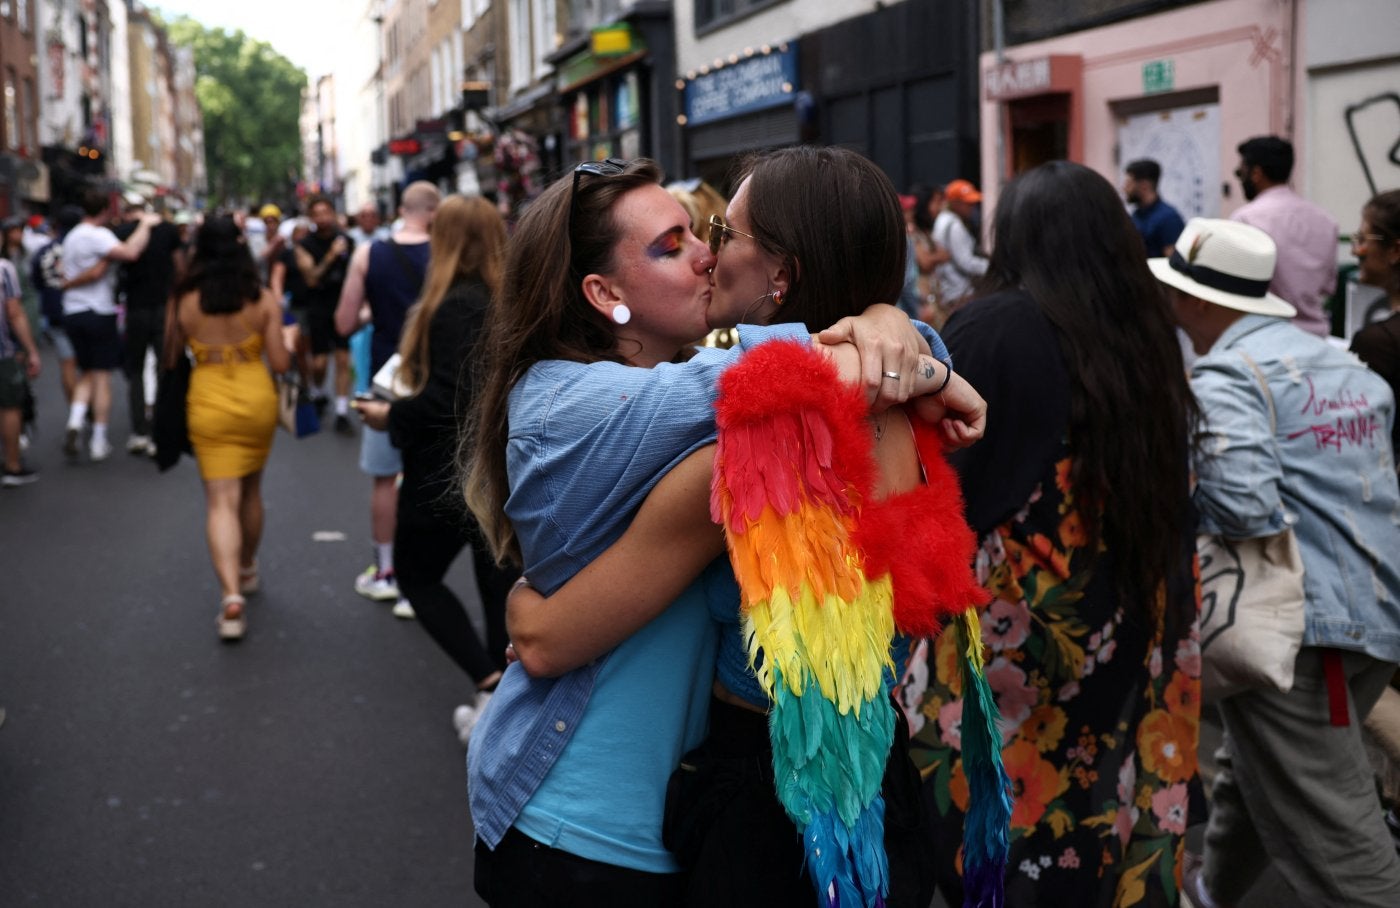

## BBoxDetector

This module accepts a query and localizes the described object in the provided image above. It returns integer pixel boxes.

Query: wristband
[934,364,953,395]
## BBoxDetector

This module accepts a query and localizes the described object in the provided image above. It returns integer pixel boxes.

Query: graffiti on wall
[1345,92,1400,198]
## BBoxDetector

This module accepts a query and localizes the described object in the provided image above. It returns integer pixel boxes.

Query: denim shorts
[49,327,75,360]
[359,425,402,477]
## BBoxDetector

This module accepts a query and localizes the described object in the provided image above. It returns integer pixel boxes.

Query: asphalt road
[0,352,489,906]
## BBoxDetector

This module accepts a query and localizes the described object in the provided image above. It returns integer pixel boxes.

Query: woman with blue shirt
[461,157,982,905]
[466,151,988,906]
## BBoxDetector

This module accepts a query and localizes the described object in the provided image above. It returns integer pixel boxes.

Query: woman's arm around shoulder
[508,445,726,678]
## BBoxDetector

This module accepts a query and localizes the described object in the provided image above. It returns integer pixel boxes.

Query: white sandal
[239,562,260,596]
[218,594,247,641]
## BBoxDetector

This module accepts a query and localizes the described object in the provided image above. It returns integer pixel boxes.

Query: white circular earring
[612,304,632,325]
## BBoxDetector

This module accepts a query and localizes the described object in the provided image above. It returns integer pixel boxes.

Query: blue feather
[958,644,1013,908]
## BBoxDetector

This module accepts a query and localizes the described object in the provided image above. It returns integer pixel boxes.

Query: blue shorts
[359,425,402,477]
[48,327,75,361]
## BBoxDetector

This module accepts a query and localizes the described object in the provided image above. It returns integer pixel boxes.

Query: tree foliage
[165,17,305,206]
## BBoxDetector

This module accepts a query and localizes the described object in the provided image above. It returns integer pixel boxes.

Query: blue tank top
[364,239,430,371]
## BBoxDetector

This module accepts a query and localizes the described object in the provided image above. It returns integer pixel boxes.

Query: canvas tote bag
[1196,350,1306,701]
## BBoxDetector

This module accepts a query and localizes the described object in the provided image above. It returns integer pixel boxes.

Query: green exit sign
[1143,59,1175,94]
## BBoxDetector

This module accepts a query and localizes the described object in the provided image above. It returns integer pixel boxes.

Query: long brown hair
[396,195,505,393]
[463,158,664,566]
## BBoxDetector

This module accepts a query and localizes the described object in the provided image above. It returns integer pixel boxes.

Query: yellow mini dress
[186,322,277,480]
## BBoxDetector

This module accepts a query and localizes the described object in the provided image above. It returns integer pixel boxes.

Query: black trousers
[122,307,164,436]
[667,696,937,907]
[393,474,515,684]
[475,827,683,907]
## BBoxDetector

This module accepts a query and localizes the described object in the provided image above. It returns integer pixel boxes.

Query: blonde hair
[665,180,728,235]
[396,195,506,393]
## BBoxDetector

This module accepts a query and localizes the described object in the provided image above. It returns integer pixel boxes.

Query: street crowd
[1,133,1399,908]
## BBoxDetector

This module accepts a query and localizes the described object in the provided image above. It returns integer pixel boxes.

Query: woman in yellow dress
[172,215,292,640]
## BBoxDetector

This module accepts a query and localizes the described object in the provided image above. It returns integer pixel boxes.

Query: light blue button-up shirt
[1191,314,1400,663]
[468,322,951,857]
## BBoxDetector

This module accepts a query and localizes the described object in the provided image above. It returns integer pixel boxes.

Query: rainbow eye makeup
[647,231,684,259]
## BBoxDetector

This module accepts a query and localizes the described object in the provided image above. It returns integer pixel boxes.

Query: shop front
[977,0,1293,222]
[678,43,801,191]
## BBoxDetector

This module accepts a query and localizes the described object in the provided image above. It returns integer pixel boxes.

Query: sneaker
[391,598,415,619]
[89,437,112,462]
[63,427,80,460]
[1,467,37,487]
[354,565,400,601]
[452,691,493,745]
[126,434,152,455]
[334,413,354,436]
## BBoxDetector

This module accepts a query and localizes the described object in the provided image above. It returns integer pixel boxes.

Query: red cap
[945,179,982,204]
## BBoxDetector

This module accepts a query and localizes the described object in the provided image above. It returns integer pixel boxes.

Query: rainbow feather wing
[713,342,893,906]
[712,340,1011,907]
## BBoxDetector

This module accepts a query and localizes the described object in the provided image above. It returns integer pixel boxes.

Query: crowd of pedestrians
[2,130,1398,908]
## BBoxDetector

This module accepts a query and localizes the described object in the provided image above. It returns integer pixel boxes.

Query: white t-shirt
[61,222,121,315]
[932,209,988,306]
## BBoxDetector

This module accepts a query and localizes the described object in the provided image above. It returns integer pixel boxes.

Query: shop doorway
[1009,93,1070,173]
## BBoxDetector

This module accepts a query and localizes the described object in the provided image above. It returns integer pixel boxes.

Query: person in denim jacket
[1155,217,1400,908]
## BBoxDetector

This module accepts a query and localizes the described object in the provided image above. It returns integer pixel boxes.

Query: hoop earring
[612,304,632,325]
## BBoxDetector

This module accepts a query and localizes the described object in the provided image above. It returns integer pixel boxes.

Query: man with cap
[931,178,988,310]
[247,204,285,286]
[1153,218,1400,908]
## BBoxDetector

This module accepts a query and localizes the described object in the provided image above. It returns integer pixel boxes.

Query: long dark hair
[979,160,1197,611]
[464,158,664,566]
[174,215,261,315]
[734,145,906,334]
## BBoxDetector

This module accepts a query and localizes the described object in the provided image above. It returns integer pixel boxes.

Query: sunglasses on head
[569,158,627,230]
[707,214,760,258]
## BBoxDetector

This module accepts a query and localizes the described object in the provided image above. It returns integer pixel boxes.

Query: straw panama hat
[1148,218,1296,318]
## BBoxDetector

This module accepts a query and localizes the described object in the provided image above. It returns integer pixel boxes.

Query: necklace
[872,412,886,442]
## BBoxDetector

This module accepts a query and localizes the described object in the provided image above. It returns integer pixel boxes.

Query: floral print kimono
[902,290,1203,907]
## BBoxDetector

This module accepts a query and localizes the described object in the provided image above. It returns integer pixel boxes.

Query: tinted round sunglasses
[707,214,759,257]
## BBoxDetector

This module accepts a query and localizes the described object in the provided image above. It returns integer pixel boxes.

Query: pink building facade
[978,0,1296,228]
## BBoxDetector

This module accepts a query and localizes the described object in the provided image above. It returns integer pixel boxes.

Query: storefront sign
[591,23,634,57]
[984,54,1082,102]
[1143,59,1175,94]
[683,47,798,128]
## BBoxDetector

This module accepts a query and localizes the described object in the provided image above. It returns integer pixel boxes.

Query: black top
[1350,309,1400,456]
[297,230,353,311]
[387,278,490,515]
[943,288,1073,535]
[114,220,183,311]
[279,245,308,307]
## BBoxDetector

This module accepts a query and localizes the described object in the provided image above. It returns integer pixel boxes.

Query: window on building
[3,69,16,151]
[694,0,784,32]
[532,0,556,80]
[508,0,530,92]
[23,78,35,152]
[17,0,28,33]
